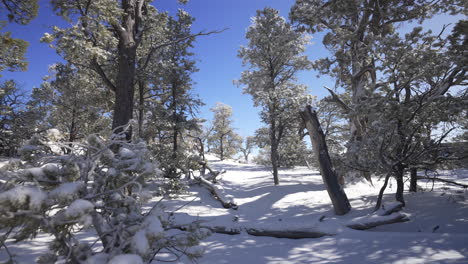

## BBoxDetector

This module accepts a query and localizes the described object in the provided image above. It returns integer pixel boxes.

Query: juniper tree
[290,0,465,180]
[237,7,311,184]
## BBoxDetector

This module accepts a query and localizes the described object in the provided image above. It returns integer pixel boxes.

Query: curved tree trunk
[300,105,351,215]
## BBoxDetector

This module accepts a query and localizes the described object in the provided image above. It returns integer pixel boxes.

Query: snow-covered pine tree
[239,136,255,163]
[0,0,38,75]
[0,127,209,263]
[208,102,242,161]
[144,10,204,181]
[290,0,466,182]
[0,80,31,156]
[237,7,312,185]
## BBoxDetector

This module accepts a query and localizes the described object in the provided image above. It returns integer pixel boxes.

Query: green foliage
[1,0,38,25]
[0,24,29,75]
[0,80,33,156]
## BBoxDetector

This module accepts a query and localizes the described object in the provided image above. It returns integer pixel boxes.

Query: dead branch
[347,212,409,230]
[416,176,468,188]
[246,228,331,239]
[193,175,238,210]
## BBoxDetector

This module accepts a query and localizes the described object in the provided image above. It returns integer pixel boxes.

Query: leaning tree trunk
[300,105,351,215]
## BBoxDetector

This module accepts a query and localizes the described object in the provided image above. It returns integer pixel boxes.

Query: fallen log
[246,228,331,239]
[172,223,242,235]
[377,202,405,216]
[194,175,238,210]
[416,176,468,188]
[172,210,409,239]
[198,161,226,183]
[346,212,409,230]
[204,226,242,235]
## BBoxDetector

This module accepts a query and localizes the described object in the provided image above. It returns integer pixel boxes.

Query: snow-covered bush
[0,127,209,263]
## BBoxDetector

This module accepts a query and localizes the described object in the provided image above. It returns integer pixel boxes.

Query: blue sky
[1,0,463,138]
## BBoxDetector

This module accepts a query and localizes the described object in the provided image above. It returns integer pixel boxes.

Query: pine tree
[0,0,38,75]
[237,7,311,184]
[208,102,241,160]
[0,80,30,156]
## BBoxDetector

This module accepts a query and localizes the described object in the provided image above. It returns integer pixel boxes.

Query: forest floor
[1,156,468,263]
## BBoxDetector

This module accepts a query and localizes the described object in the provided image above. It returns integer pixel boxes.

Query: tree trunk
[220,135,224,160]
[395,165,405,206]
[271,141,280,185]
[171,81,178,157]
[111,0,141,141]
[300,105,351,215]
[269,118,280,185]
[112,42,136,140]
[137,80,145,139]
[409,167,417,192]
[374,173,391,211]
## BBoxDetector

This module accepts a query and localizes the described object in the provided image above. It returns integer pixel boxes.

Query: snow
[108,254,143,264]
[131,230,149,255]
[85,253,109,264]
[119,147,136,159]
[49,182,84,201]
[1,154,467,263]
[0,186,46,210]
[143,216,164,238]
[65,199,94,218]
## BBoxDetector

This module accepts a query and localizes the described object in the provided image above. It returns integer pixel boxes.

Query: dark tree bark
[269,119,280,185]
[270,140,280,185]
[110,0,145,140]
[300,105,351,215]
[374,173,391,211]
[409,167,417,192]
[137,80,145,139]
[395,165,406,206]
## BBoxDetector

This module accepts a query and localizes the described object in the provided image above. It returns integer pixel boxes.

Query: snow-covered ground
[1,155,467,263]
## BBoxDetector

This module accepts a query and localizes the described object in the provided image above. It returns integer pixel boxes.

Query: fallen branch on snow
[171,203,409,239]
[346,212,409,230]
[193,175,238,210]
[416,176,468,188]
[245,228,331,238]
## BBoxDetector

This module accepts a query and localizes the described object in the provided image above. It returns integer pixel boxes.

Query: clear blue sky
[1,0,463,138]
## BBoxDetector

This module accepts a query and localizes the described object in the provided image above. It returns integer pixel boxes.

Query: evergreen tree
[208,102,241,160]
[290,0,466,181]
[0,80,30,155]
[239,136,255,163]
[237,7,311,184]
[0,0,38,75]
